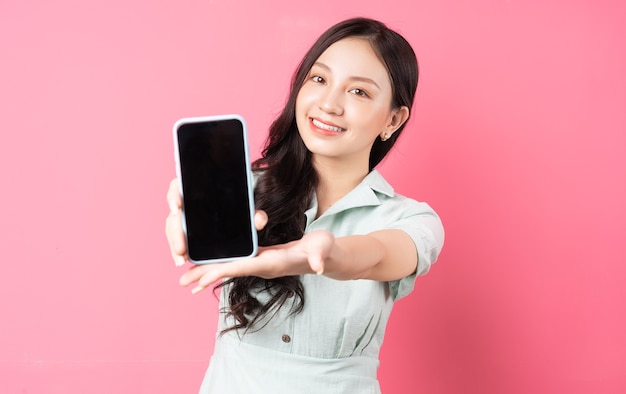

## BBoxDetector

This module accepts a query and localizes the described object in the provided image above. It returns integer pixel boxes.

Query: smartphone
[173,114,257,264]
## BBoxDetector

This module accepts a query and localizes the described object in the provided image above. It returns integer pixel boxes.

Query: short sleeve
[387,201,444,301]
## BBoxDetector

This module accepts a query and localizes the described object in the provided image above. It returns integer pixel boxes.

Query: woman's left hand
[179,230,335,294]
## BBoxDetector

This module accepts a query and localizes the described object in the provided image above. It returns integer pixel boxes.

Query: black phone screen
[176,118,255,262]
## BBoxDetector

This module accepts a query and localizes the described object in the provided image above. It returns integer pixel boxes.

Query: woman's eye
[311,75,325,83]
[350,88,369,97]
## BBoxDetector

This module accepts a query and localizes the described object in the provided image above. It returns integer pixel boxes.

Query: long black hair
[218,17,419,334]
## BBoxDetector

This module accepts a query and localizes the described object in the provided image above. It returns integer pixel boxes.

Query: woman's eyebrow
[312,61,381,90]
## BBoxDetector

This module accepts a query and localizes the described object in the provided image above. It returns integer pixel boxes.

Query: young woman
[166,17,444,394]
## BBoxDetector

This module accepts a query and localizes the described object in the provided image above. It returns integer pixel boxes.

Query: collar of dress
[304,169,395,224]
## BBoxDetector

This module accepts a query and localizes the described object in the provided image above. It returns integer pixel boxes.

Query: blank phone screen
[177,119,255,261]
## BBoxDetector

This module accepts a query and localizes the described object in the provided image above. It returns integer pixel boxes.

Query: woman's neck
[313,156,370,218]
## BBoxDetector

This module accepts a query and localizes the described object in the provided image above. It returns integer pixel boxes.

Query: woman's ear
[384,106,410,138]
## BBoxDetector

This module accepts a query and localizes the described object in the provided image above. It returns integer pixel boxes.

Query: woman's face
[295,37,406,169]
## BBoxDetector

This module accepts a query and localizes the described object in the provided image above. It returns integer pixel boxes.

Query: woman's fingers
[301,231,333,274]
[167,179,182,213]
[254,210,268,231]
[308,253,325,275]
[179,264,215,293]
[180,258,258,294]
[179,230,336,294]
[165,178,186,267]
[166,211,187,267]
[179,249,282,294]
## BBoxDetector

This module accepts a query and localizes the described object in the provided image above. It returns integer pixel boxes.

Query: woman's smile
[310,118,346,135]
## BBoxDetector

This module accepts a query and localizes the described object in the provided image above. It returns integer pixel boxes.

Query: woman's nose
[317,87,344,116]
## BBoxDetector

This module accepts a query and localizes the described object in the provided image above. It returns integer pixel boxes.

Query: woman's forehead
[314,37,391,87]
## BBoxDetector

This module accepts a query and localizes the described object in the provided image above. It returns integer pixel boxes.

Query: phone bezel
[173,114,258,264]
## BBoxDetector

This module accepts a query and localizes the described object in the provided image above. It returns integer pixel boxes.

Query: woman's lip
[310,117,346,133]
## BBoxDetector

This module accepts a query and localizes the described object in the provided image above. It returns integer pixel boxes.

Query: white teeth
[312,119,344,132]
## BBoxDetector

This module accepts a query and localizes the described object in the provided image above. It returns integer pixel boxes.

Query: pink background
[1,0,625,393]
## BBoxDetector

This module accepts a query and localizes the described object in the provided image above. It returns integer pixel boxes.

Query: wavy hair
[218,17,419,334]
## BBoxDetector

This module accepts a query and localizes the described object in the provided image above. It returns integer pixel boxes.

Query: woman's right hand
[165,179,187,267]
[164,178,268,267]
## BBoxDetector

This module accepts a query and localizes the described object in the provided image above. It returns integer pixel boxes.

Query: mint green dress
[199,170,444,393]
